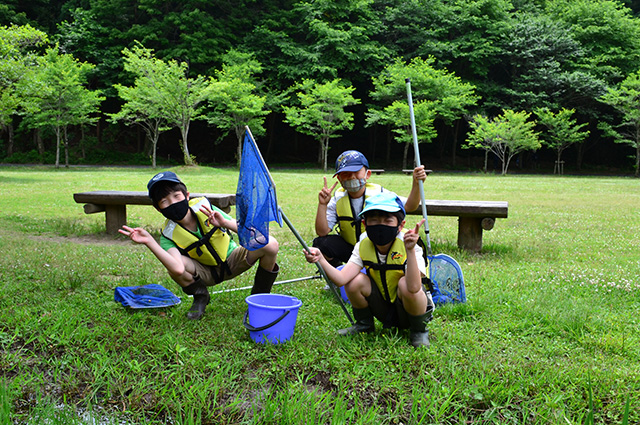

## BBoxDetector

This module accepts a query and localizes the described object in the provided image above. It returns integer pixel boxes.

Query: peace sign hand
[318,177,338,205]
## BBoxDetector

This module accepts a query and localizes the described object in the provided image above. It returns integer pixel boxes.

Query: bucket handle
[243,309,291,332]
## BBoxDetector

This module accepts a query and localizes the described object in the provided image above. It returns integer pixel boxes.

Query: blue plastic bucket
[243,294,302,344]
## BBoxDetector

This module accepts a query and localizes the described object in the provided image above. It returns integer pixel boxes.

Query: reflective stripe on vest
[335,183,383,245]
[162,197,231,266]
[359,232,407,303]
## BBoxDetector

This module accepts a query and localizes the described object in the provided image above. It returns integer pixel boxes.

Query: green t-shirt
[160,208,237,258]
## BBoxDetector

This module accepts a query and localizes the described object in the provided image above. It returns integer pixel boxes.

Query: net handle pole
[279,207,355,325]
[406,78,432,256]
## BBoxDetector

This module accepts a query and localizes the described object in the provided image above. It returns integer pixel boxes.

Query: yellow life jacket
[161,197,231,267]
[335,183,383,245]
[359,230,407,303]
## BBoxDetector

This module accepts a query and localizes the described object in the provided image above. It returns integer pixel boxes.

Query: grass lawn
[0,165,638,424]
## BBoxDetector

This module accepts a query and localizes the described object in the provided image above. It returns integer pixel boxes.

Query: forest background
[3,0,640,175]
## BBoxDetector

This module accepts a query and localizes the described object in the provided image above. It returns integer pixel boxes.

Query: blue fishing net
[114,284,181,309]
[236,129,283,251]
[429,254,467,305]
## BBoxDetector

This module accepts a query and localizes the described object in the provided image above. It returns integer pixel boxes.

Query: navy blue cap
[147,171,182,196]
[333,150,369,176]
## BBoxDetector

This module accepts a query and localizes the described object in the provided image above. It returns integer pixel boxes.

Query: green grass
[0,165,639,424]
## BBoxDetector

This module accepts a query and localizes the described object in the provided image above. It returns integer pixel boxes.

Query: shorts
[192,246,253,287]
[366,277,434,329]
[312,235,354,265]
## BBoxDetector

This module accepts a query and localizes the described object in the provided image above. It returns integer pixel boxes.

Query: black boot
[251,264,279,294]
[408,307,433,348]
[181,278,210,320]
[338,307,375,336]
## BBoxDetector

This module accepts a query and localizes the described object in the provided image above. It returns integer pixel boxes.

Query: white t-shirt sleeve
[348,241,364,268]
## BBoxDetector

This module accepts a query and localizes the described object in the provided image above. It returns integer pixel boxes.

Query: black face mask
[366,224,399,246]
[160,198,190,222]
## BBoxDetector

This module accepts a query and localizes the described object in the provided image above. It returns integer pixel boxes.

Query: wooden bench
[73,191,236,234]
[408,200,508,253]
[369,169,385,175]
[403,169,433,175]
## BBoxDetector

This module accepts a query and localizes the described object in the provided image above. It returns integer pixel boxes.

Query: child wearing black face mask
[304,192,434,347]
[313,150,427,269]
[119,171,280,320]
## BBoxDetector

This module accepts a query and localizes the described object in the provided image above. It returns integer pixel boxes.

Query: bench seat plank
[74,191,236,234]
[408,200,509,253]
[409,200,508,218]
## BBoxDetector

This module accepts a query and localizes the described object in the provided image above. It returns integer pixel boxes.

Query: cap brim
[333,165,365,177]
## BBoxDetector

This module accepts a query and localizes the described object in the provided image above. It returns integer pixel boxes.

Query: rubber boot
[408,308,433,348]
[338,307,375,336]
[251,264,279,294]
[182,278,210,320]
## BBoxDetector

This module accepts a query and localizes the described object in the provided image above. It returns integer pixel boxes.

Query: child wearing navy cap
[313,150,427,267]
[119,171,280,320]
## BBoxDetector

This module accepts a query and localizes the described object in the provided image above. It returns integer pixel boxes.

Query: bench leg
[105,205,127,234]
[458,217,482,253]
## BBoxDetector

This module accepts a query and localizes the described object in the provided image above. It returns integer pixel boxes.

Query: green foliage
[283,78,360,171]
[206,49,270,166]
[547,0,640,83]
[535,107,590,165]
[367,56,478,167]
[18,45,104,168]
[110,43,173,168]
[379,0,512,81]
[466,109,541,174]
[0,24,48,137]
[599,71,640,176]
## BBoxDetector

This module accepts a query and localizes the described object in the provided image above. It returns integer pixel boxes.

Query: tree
[283,78,360,171]
[206,49,270,166]
[0,24,48,158]
[465,109,541,175]
[366,56,478,168]
[20,46,104,168]
[599,71,640,176]
[547,0,640,83]
[114,44,214,166]
[535,107,589,173]
[110,44,172,168]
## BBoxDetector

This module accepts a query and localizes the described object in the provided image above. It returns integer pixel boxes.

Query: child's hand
[200,204,226,228]
[318,177,338,205]
[119,225,152,245]
[404,219,426,251]
[303,247,322,263]
[413,165,427,183]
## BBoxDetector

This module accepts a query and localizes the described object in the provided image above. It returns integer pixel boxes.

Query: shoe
[182,280,210,320]
[338,307,375,335]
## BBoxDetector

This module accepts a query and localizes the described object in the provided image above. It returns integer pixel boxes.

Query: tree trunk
[55,126,61,169]
[181,122,193,165]
[402,142,410,170]
[64,126,70,168]
[6,123,14,157]
[636,143,640,177]
[35,129,44,162]
[322,137,329,172]
[385,126,392,167]
[484,149,488,173]
[451,120,460,166]
[80,125,86,159]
